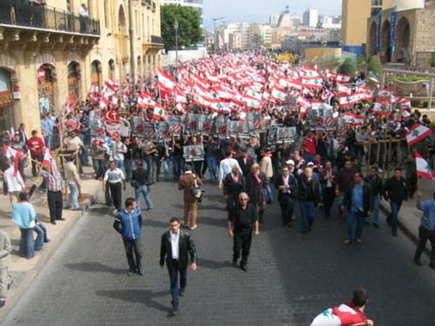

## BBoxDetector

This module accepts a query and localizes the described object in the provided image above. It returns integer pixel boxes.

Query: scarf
[253,171,262,184]
[231,173,240,183]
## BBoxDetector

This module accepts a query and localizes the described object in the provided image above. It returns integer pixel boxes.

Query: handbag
[130,180,139,188]
[191,176,203,199]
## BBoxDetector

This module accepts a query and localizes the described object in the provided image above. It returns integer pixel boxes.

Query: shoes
[414,259,423,267]
[44,239,51,243]
[343,240,352,246]
[240,264,247,272]
[57,217,66,221]
[71,207,81,211]
[179,288,185,296]
[189,225,198,231]
[64,206,71,210]
[373,223,379,229]
[392,231,398,237]
[356,239,362,244]
[50,221,56,225]
[127,270,134,277]
[232,258,238,266]
[171,307,179,316]
[112,209,119,215]
[135,269,143,276]
[0,300,5,308]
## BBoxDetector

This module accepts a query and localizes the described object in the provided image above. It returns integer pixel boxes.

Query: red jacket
[332,302,367,325]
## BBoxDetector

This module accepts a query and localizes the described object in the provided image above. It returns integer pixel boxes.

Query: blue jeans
[44,135,52,149]
[19,228,34,259]
[34,224,47,251]
[265,178,274,202]
[173,156,184,179]
[304,154,315,163]
[167,260,187,309]
[135,185,153,210]
[366,195,380,224]
[206,157,217,183]
[115,160,125,173]
[65,183,80,209]
[388,200,402,234]
[299,201,317,232]
[162,158,174,181]
[347,211,365,242]
[124,159,132,181]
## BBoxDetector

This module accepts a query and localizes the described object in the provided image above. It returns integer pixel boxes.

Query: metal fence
[0,0,100,35]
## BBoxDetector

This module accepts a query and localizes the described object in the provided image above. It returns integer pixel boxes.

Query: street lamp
[212,17,224,52]
[174,20,179,67]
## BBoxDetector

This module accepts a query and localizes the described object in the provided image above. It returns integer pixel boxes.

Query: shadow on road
[198,258,234,270]
[65,262,126,275]
[95,289,171,315]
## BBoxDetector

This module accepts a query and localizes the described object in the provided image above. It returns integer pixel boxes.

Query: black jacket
[364,175,382,196]
[275,174,298,200]
[297,174,321,205]
[237,156,253,176]
[383,176,408,202]
[343,182,373,215]
[160,230,197,269]
[223,173,244,199]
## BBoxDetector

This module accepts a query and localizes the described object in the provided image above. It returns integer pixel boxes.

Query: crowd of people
[0,52,435,321]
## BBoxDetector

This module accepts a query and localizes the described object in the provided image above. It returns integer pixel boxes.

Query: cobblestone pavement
[3,180,435,326]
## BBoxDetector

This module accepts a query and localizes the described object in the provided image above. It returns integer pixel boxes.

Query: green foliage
[357,56,367,70]
[338,58,356,76]
[161,4,202,51]
[367,55,383,78]
[430,53,435,68]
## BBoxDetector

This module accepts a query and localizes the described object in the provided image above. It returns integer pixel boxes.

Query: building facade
[303,8,319,27]
[0,0,162,133]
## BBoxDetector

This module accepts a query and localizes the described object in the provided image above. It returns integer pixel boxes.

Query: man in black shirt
[227,192,260,271]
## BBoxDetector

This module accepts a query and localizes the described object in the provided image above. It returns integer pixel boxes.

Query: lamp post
[212,17,224,53]
[174,20,179,68]
[128,0,135,85]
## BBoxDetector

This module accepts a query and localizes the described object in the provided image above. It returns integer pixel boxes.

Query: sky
[203,0,342,29]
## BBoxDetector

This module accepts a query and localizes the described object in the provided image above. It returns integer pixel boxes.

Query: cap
[286,159,295,165]
[307,162,314,166]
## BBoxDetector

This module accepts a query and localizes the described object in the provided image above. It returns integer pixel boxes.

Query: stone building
[0,0,163,133]
[366,0,435,65]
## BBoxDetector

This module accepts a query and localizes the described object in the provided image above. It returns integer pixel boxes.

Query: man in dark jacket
[244,163,268,224]
[223,165,244,213]
[297,167,321,233]
[160,217,197,316]
[237,148,253,176]
[227,192,259,272]
[383,168,408,236]
[343,172,373,245]
[275,166,298,227]
[364,166,382,228]
[113,198,143,276]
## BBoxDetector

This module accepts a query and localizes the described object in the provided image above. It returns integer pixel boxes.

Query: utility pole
[174,20,179,67]
[128,0,135,85]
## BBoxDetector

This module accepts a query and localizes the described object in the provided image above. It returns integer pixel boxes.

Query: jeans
[366,195,380,224]
[44,135,52,149]
[115,160,125,174]
[167,260,187,309]
[163,158,174,181]
[414,226,435,266]
[19,228,34,259]
[146,157,157,182]
[135,185,153,210]
[92,159,105,179]
[206,157,217,183]
[123,237,143,272]
[173,156,184,179]
[347,211,365,242]
[109,182,123,211]
[299,201,317,232]
[233,231,253,266]
[65,183,80,209]
[265,180,274,202]
[388,200,402,234]
[47,191,63,222]
[34,224,48,251]
[124,159,133,181]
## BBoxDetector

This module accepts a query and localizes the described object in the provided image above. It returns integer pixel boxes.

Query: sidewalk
[0,166,101,319]
[379,178,433,251]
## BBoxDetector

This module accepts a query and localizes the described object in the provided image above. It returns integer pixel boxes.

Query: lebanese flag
[343,112,364,125]
[174,103,186,114]
[301,67,320,78]
[42,148,59,175]
[339,92,361,107]
[175,88,187,103]
[157,68,175,92]
[246,89,262,101]
[138,92,155,108]
[415,152,435,179]
[271,87,287,101]
[399,98,411,108]
[297,96,311,108]
[406,123,432,145]
[153,104,167,120]
[373,101,392,115]
[378,88,393,97]
[337,84,350,94]
[239,109,248,122]
[301,78,323,89]
[242,95,261,109]
[262,91,271,101]
[336,73,351,83]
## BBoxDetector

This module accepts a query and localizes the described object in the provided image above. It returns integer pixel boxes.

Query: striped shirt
[41,170,64,192]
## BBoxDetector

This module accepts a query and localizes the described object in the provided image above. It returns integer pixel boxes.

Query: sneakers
[189,225,198,231]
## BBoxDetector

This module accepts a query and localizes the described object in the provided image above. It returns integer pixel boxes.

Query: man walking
[64,155,81,210]
[223,165,244,213]
[159,217,197,316]
[178,165,203,230]
[275,166,297,227]
[364,166,383,228]
[132,160,153,211]
[244,163,268,224]
[414,190,435,270]
[41,163,64,225]
[227,193,260,272]
[218,149,242,189]
[103,161,126,214]
[383,167,408,236]
[343,172,373,245]
[113,198,143,276]
[297,167,321,233]
[0,229,12,308]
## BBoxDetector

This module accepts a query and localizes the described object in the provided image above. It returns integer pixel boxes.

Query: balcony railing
[151,35,164,45]
[0,0,100,36]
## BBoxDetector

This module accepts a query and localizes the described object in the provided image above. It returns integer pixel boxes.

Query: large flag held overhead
[157,68,175,92]
[415,152,435,179]
[406,123,432,145]
[343,112,364,125]
[153,104,167,120]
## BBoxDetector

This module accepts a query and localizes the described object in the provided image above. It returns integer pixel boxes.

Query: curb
[0,191,99,321]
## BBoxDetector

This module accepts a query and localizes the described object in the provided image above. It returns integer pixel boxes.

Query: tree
[252,33,262,48]
[338,58,356,76]
[367,55,383,78]
[161,4,202,51]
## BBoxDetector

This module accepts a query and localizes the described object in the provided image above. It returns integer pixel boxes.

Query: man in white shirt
[79,3,89,33]
[218,149,242,189]
[111,136,127,172]
[3,158,26,206]
[103,161,126,214]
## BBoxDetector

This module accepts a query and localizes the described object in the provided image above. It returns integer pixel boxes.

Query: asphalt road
[3,180,435,326]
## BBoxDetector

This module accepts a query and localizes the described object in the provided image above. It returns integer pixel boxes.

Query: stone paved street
[3,180,435,326]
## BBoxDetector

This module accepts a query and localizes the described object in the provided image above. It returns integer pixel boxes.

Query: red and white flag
[415,152,435,179]
[335,73,351,84]
[42,148,59,175]
[301,78,323,89]
[138,92,156,108]
[406,123,432,145]
[271,87,287,102]
[153,104,167,120]
[378,88,393,97]
[343,112,364,125]
[157,68,175,92]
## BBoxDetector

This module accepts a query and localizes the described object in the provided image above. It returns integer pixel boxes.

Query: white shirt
[112,142,127,161]
[79,6,89,17]
[4,167,25,192]
[218,158,242,184]
[170,231,180,260]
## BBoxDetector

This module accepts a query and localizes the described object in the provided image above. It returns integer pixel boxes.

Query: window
[371,0,383,6]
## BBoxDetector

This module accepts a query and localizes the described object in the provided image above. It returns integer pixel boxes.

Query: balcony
[151,35,164,45]
[0,0,100,36]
